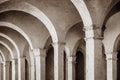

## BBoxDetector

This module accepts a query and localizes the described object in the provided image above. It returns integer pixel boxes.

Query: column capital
[52,42,66,46]
[12,58,18,61]
[83,25,101,31]
[106,51,118,61]
[3,61,10,66]
[12,58,18,64]
[18,56,26,59]
[84,36,104,41]
[105,51,118,55]
[67,56,76,64]
[83,25,103,41]
[32,48,47,57]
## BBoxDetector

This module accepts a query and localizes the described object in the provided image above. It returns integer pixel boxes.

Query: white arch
[0,1,58,43]
[71,0,93,27]
[0,55,3,62]
[0,41,14,59]
[0,33,20,58]
[0,50,6,61]
[0,21,33,49]
[113,33,120,51]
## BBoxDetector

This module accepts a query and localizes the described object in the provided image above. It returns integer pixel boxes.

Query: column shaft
[106,52,117,80]
[18,57,25,80]
[3,61,10,80]
[84,26,104,80]
[29,49,35,80]
[0,63,3,80]
[29,64,35,80]
[67,56,76,80]
[12,59,18,80]
[52,42,65,80]
[33,48,46,80]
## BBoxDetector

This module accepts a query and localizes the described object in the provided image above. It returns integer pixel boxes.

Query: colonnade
[0,26,120,80]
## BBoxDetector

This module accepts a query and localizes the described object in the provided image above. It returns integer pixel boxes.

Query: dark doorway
[9,62,12,80]
[25,59,29,80]
[117,51,120,80]
[46,46,54,80]
[64,52,67,80]
[75,51,84,80]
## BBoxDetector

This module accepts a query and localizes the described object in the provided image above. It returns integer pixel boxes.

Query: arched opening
[102,46,107,80]
[64,51,67,80]
[102,53,107,80]
[25,59,29,80]
[9,61,12,80]
[117,51,120,80]
[46,45,54,80]
[75,51,84,80]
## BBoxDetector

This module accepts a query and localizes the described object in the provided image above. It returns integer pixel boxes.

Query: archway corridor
[0,0,120,80]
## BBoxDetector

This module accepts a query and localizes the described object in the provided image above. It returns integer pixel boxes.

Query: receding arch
[0,1,58,43]
[0,32,20,58]
[71,0,93,27]
[113,34,120,80]
[102,1,120,33]
[103,12,120,52]
[0,54,3,62]
[0,41,14,58]
[0,50,5,61]
[65,22,85,57]
[114,34,120,52]
[65,22,83,37]
[0,44,11,61]
[0,21,33,49]
[72,39,85,56]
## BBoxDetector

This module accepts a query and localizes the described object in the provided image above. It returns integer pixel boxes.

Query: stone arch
[103,0,120,33]
[72,39,85,56]
[103,12,120,52]
[113,34,120,80]
[108,0,120,13]
[23,43,30,64]
[65,21,84,57]
[0,50,5,61]
[0,32,20,58]
[0,21,33,49]
[0,41,14,59]
[65,21,83,37]
[44,36,52,49]
[113,34,120,52]
[0,54,4,62]
[0,44,11,61]
[0,36,17,59]
[71,0,93,27]
[103,8,120,80]
[0,1,58,43]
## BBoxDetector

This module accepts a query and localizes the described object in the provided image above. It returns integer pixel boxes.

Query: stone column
[83,26,104,80]
[106,52,118,80]
[3,62,5,80]
[52,42,65,80]
[18,57,25,80]
[3,61,10,80]
[33,48,46,80]
[0,62,3,80]
[29,64,35,80]
[29,48,35,80]
[67,56,76,80]
[12,59,18,80]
